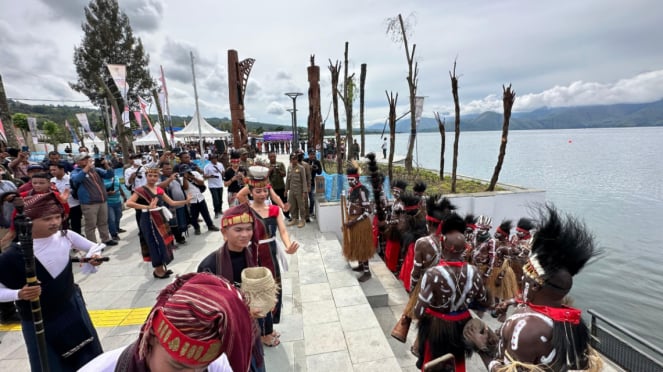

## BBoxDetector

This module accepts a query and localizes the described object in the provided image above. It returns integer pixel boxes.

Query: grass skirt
[486,260,519,302]
[343,216,375,262]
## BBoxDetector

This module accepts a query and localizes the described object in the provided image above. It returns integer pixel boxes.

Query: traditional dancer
[245,166,299,347]
[509,217,535,289]
[366,153,389,260]
[463,213,479,262]
[396,192,427,292]
[384,179,407,273]
[472,215,493,276]
[125,167,192,279]
[489,205,602,371]
[80,273,254,372]
[391,198,457,344]
[342,166,374,282]
[414,220,491,372]
[485,220,520,306]
[0,192,105,371]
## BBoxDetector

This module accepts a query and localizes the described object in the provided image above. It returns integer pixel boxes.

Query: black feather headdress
[391,179,408,191]
[413,181,427,193]
[516,217,535,232]
[441,213,467,235]
[496,220,513,237]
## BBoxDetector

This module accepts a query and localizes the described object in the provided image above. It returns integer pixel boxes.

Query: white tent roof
[175,110,230,139]
[134,124,164,146]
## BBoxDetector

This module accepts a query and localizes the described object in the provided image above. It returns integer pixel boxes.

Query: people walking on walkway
[285,153,307,228]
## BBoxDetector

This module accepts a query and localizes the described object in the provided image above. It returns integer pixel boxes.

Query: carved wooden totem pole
[307,55,323,153]
[228,49,255,149]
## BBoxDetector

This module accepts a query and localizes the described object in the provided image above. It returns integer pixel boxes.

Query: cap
[27,164,44,172]
[74,153,91,162]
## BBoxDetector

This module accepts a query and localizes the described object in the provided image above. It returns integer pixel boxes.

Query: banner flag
[138,96,164,147]
[414,96,425,127]
[27,117,39,144]
[122,106,131,128]
[0,118,6,142]
[106,64,127,100]
[65,120,80,144]
[133,111,142,127]
[160,65,175,145]
[75,113,95,141]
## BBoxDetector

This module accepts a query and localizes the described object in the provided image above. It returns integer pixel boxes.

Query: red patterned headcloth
[139,273,253,371]
[23,192,64,220]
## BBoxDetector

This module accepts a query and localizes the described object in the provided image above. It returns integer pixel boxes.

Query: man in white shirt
[203,154,225,218]
[49,161,83,235]
[181,164,219,235]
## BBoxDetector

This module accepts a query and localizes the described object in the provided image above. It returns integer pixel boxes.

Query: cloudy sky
[1,0,662,127]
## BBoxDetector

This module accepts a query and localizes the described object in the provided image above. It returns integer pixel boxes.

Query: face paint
[348,177,358,187]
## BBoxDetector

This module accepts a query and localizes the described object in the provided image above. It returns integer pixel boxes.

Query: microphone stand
[14,199,50,372]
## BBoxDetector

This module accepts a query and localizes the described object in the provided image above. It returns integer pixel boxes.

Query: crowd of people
[0,142,603,371]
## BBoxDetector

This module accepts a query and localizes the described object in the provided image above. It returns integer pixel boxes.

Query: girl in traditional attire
[125,167,191,279]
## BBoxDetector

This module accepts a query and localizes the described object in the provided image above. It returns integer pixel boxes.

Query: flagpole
[161,65,175,147]
[190,51,204,157]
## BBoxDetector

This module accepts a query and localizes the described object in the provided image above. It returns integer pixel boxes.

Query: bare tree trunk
[398,14,419,173]
[96,75,130,163]
[328,60,342,177]
[359,63,366,157]
[488,85,516,191]
[434,112,446,180]
[386,91,398,183]
[449,60,461,193]
[0,74,20,148]
[340,42,354,161]
[152,89,171,150]
[307,55,322,153]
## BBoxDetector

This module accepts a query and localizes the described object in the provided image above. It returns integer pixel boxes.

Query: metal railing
[588,309,663,372]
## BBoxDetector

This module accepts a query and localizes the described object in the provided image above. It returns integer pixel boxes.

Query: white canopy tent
[175,110,230,139]
[133,123,165,148]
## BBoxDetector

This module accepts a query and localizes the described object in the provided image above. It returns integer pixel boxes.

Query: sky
[1,0,663,128]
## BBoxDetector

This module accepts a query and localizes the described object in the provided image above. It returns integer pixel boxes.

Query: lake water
[361,127,663,347]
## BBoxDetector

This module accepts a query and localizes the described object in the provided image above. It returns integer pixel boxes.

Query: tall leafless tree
[449,60,461,193]
[385,91,398,182]
[359,63,367,157]
[488,85,516,191]
[386,13,418,173]
[338,42,355,161]
[434,112,446,180]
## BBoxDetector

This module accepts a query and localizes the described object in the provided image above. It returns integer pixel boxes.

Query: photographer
[181,164,219,235]
[158,162,189,244]
[223,151,247,207]
[303,149,322,218]
[203,154,225,219]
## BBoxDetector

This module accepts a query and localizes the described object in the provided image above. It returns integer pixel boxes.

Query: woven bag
[241,267,278,317]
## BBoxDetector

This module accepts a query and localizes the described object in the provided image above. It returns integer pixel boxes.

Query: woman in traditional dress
[244,165,299,347]
[125,167,191,279]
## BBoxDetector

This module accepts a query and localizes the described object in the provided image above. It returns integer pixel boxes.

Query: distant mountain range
[365,99,663,133]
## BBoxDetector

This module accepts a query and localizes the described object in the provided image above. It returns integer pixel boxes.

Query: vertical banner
[106,64,127,100]
[0,118,6,143]
[133,111,142,127]
[27,117,38,144]
[160,65,175,146]
[65,120,80,144]
[414,96,425,127]
[122,106,130,128]
[75,113,95,141]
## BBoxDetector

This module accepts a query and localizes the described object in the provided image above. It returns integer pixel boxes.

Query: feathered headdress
[391,179,408,191]
[399,192,421,215]
[464,214,478,231]
[413,181,427,194]
[496,220,513,237]
[477,215,492,230]
[366,153,386,221]
[516,217,535,234]
[524,204,597,291]
[441,212,467,235]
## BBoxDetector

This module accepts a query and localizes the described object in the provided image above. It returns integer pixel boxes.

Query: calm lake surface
[362,127,663,347]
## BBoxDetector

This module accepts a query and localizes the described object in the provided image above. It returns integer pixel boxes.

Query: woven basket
[241,267,278,318]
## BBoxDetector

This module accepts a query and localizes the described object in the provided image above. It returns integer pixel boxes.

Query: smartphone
[21,146,29,152]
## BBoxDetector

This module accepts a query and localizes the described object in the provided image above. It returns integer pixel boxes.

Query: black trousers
[189,200,215,230]
[273,187,289,218]
[209,187,224,214]
[68,205,83,234]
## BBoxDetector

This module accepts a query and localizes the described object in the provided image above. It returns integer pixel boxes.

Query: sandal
[261,334,281,347]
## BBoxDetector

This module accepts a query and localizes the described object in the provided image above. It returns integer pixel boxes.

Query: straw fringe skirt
[343,216,375,262]
[486,260,519,301]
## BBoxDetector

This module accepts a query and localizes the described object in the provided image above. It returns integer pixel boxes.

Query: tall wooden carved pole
[228,50,255,149]
[307,55,322,154]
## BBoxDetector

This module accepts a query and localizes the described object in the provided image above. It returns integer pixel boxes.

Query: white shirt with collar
[51,174,80,207]
[204,162,225,189]
[185,170,206,203]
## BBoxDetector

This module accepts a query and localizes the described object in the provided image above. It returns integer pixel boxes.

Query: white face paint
[523,282,530,302]
[348,177,358,187]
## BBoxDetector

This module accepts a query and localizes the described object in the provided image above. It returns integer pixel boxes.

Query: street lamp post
[285,92,303,153]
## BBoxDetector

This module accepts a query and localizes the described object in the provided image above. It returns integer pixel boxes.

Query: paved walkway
[0,154,623,371]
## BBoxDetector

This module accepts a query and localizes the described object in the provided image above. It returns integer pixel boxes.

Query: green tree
[70,0,155,161]
[11,113,29,142]
[43,120,68,149]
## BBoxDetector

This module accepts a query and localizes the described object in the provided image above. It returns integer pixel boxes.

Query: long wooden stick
[14,200,50,372]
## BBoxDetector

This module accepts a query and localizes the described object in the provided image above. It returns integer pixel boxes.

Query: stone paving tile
[345,327,394,364]
[306,350,353,372]
[337,303,380,332]
[275,312,304,343]
[303,321,347,356]
[263,339,294,371]
[332,285,369,307]
[353,357,403,372]
[300,283,333,303]
[302,299,339,326]
[327,270,360,289]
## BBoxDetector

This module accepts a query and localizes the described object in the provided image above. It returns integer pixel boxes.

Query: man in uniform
[303,149,322,218]
[285,153,307,228]
[267,151,288,219]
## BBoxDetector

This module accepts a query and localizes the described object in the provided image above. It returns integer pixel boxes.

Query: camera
[94,158,104,168]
